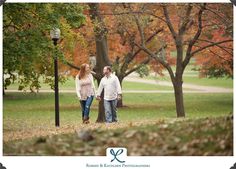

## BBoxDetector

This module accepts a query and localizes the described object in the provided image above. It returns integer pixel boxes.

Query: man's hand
[117,94,122,100]
[96,96,101,101]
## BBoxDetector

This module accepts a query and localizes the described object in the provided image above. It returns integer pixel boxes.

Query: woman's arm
[89,74,96,95]
[75,75,81,99]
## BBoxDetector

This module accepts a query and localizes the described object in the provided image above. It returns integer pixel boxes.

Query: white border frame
[0,1,235,169]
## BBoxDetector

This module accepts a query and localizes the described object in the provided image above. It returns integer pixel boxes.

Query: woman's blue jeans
[80,96,94,119]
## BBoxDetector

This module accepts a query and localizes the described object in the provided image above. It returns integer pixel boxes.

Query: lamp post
[50,28,60,127]
[89,55,96,70]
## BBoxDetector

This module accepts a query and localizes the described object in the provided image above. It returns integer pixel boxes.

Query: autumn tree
[122,3,233,117]
[70,4,168,121]
[74,4,168,109]
[194,4,233,78]
[3,3,85,93]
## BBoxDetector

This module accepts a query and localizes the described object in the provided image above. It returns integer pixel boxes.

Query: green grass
[6,69,233,92]
[183,76,233,88]
[3,92,233,132]
[149,75,233,88]
[3,92,233,155]
[7,78,174,91]
[122,81,173,90]
[144,64,233,89]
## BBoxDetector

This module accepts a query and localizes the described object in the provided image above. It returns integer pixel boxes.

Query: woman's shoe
[84,117,90,124]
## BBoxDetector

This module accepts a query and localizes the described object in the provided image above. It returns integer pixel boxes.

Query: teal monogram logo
[110,149,126,163]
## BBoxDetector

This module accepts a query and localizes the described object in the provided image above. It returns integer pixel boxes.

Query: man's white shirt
[97,73,122,101]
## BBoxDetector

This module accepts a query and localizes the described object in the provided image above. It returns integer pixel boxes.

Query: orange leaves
[59,3,232,78]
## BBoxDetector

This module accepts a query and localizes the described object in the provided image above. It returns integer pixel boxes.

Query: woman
[75,63,96,124]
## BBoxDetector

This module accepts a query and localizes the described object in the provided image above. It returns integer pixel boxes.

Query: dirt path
[124,76,233,93]
[6,77,233,94]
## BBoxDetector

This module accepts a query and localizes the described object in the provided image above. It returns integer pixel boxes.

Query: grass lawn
[122,81,173,90]
[6,78,174,91]
[143,64,233,88]
[3,92,233,140]
[149,75,233,89]
[3,91,233,155]
[6,68,233,92]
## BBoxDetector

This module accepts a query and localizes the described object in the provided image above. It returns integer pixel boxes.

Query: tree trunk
[96,89,106,122]
[117,77,123,108]
[174,37,185,117]
[173,79,185,117]
[89,3,111,123]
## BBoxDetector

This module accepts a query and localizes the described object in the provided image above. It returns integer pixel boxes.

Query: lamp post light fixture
[50,28,60,127]
[89,55,96,70]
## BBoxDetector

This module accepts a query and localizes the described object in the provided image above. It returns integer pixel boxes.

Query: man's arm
[115,76,122,98]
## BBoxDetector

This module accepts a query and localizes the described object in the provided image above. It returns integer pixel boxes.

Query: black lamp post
[50,28,60,127]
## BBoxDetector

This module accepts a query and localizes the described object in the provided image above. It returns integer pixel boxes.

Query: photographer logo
[108,148,126,163]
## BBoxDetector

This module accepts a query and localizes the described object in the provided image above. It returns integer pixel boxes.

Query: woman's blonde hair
[79,63,89,80]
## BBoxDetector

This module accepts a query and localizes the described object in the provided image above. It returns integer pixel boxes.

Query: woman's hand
[96,96,101,101]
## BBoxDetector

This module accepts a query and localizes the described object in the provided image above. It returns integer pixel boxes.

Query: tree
[124,3,233,117]
[3,3,85,93]
[69,4,167,121]
[193,4,233,78]
[87,3,111,122]
[73,4,167,108]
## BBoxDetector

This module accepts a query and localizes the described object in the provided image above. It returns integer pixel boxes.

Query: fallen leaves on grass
[3,116,233,156]
[3,119,163,142]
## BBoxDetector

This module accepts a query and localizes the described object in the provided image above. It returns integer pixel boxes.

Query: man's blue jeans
[80,96,94,119]
[104,99,118,123]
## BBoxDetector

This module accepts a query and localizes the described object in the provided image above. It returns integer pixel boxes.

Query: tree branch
[134,42,176,85]
[100,11,143,16]
[133,14,145,46]
[197,39,233,55]
[144,12,167,24]
[124,44,166,77]
[208,49,232,62]
[162,5,178,41]
[191,39,233,56]
[124,57,151,77]
[65,61,80,71]
[178,4,193,36]
[119,28,163,79]
[183,4,206,69]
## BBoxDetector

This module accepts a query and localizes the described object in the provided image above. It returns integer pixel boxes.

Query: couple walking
[75,64,122,124]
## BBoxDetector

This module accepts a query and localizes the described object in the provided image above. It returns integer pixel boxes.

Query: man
[96,66,122,123]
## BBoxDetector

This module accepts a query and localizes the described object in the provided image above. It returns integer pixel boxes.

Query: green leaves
[135,64,150,78]
[3,3,85,91]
